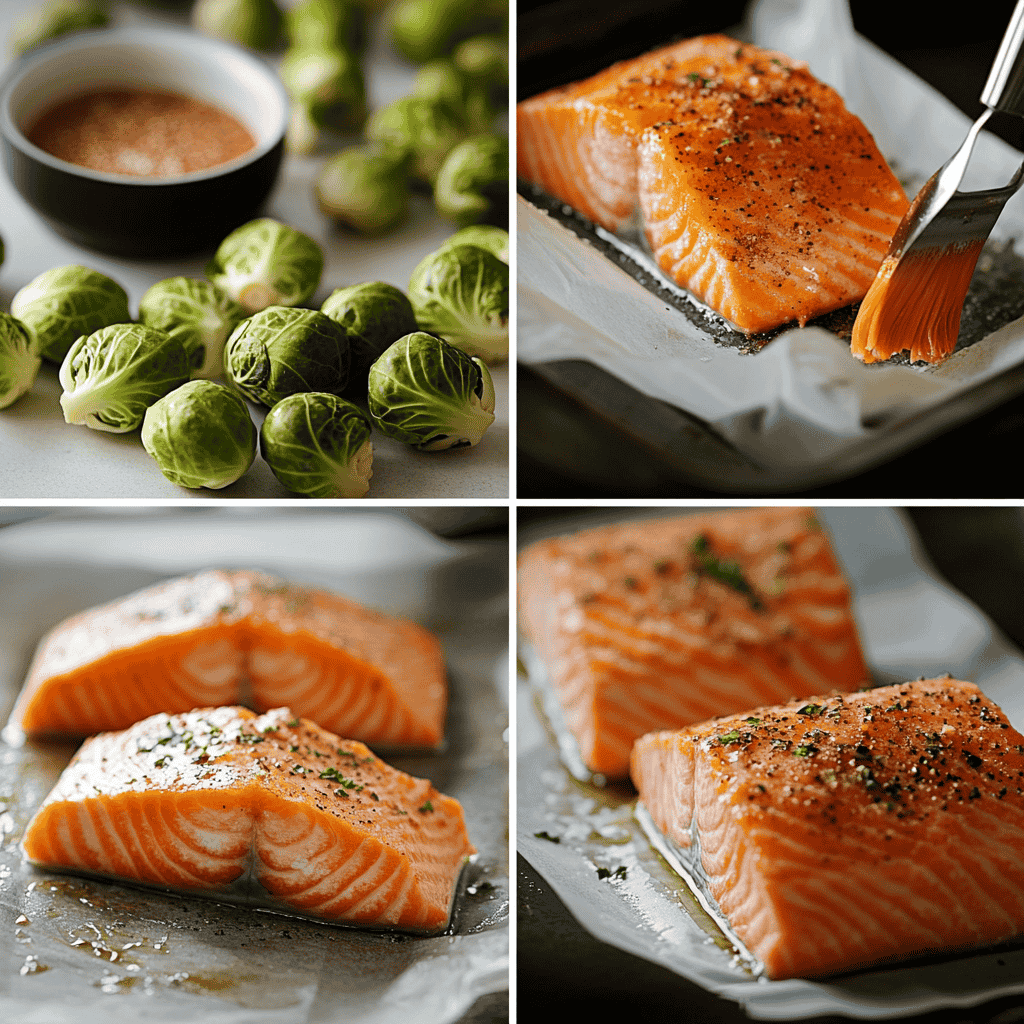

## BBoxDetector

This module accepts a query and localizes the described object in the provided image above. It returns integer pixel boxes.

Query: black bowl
[0,26,289,259]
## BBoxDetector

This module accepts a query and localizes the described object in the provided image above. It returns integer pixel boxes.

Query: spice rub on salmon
[631,678,1024,979]
[22,706,475,933]
[517,35,909,335]
[9,570,447,749]
[517,508,868,780]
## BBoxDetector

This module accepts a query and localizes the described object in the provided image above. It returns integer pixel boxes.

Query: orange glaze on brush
[631,678,1024,979]
[518,508,869,779]
[22,706,475,932]
[517,35,909,334]
[851,239,985,363]
[10,571,447,749]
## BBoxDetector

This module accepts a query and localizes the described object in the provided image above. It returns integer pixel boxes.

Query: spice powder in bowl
[26,88,256,178]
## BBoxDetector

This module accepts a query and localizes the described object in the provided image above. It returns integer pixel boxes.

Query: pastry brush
[851,0,1024,364]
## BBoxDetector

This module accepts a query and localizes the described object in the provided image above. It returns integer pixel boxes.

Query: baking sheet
[0,0,508,499]
[517,0,1024,477]
[0,508,509,1023]
[517,506,1024,1019]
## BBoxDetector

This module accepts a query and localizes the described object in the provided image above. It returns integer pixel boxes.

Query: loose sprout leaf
[0,313,40,409]
[10,265,130,364]
[260,391,373,498]
[205,218,324,314]
[58,323,190,433]
[138,277,246,380]
[367,330,495,450]
[141,379,257,490]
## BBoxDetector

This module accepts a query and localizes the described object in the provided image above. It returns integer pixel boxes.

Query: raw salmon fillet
[22,706,475,932]
[518,508,868,779]
[10,571,446,748]
[517,35,910,334]
[632,678,1024,979]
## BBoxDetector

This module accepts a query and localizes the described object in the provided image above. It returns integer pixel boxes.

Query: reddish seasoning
[26,88,256,177]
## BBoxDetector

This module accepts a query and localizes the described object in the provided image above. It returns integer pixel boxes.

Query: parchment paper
[517,0,1024,473]
[0,509,509,1024]
[517,506,1024,1020]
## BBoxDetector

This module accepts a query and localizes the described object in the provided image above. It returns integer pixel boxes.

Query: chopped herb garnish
[418,801,434,813]
[154,756,169,768]
[689,534,763,610]
[286,718,300,727]
[718,729,743,745]
[797,704,823,716]
[745,717,761,726]
[534,831,560,843]
[596,866,628,881]
[792,744,816,757]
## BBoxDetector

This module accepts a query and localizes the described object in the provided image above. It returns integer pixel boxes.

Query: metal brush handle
[982,0,1024,115]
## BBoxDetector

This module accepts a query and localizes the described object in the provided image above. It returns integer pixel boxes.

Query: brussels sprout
[368,331,494,450]
[223,305,350,407]
[386,0,503,64]
[206,218,324,314]
[320,281,418,396]
[141,379,257,489]
[260,392,373,497]
[280,45,366,154]
[10,265,130,364]
[365,96,466,187]
[438,224,508,263]
[407,243,508,363]
[453,34,507,95]
[315,146,410,235]
[434,133,508,227]
[138,277,246,380]
[284,0,365,52]
[0,313,39,410]
[10,1,109,58]
[413,58,492,134]
[191,0,282,50]
[59,323,190,433]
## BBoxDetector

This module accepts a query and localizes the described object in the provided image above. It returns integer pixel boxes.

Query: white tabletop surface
[0,0,509,499]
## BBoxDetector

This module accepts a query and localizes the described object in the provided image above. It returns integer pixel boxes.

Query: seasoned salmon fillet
[10,570,447,748]
[22,706,475,932]
[517,508,868,779]
[517,35,909,334]
[631,678,1024,979]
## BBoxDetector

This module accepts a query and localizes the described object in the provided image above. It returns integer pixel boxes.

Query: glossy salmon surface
[518,509,869,780]
[10,571,446,748]
[631,678,1024,979]
[517,35,909,334]
[22,706,475,933]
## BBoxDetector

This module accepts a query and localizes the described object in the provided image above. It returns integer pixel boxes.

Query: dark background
[517,0,1024,497]
[517,505,1024,1020]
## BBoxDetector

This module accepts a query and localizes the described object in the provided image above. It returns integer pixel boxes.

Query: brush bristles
[851,239,985,365]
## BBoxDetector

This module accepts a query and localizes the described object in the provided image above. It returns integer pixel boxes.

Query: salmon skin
[22,706,475,933]
[518,508,869,780]
[631,677,1024,979]
[9,570,447,749]
[517,35,909,335]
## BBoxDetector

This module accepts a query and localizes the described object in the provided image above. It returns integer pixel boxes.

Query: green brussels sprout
[434,133,508,227]
[320,281,419,396]
[138,277,246,380]
[368,331,494,450]
[0,313,39,410]
[365,96,467,187]
[191,0,282,50]
[315,146,410,235]
[452,34,507,96]
[386,0,502,64]
[59,323,190,433]
[279,45,366,154]
[10,265,130,364]
[438,224,508,263]
[206,218,324,314]
[413,58,492,134]
[260,391,373,497]
[10,1,109,58]
[284,0,365,52]
[407,243,508,363]
[141,379,257,489]
[223,305,350,407]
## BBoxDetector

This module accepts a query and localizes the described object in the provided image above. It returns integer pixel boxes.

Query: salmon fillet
[22,706,475,932]
[517,508,868,779]
[631,678,1024,979]
[10,571,447,748]
[517,35,909,334]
